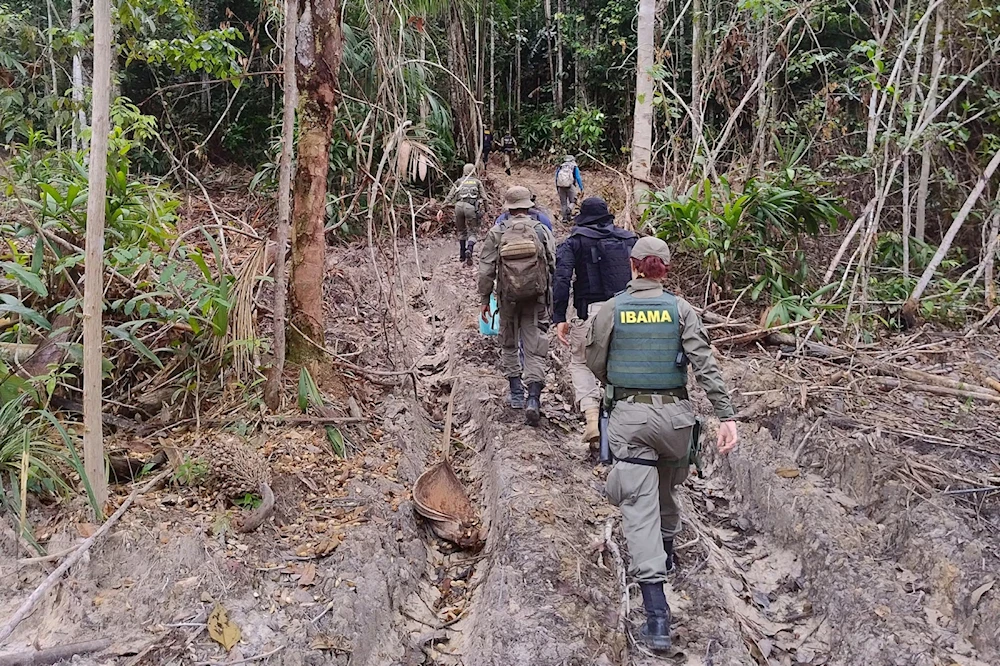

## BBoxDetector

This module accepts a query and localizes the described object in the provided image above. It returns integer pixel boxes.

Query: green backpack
[498,219,548,303]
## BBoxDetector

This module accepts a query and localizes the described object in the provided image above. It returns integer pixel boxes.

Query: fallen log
[874,377,1000,405]
[0,638,111,666]
[235,482,275,533]
[0,470,171,644]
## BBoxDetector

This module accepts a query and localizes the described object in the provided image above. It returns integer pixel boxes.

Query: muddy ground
[2,164,999,665]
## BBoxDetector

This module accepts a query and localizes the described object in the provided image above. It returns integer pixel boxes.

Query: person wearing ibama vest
[478,186,557,426]
[584,236,739,651]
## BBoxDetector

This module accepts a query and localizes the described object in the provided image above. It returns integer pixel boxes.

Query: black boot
[466,240,476,266]
[639,583,672,651]
[459,240,467,262]
[525,381,543,426]
[663,537,676,574]
[507,377,526,409]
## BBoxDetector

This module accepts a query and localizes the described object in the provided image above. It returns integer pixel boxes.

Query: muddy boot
[582,407,600,445]
[638,583,672,651]
[466,239,476,266]
[663,537,676,574]
[507,377,526,409]
[525,382,543,426]
[459,240,467,262]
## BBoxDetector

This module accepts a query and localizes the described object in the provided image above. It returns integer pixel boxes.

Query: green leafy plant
[171,455,209,486]
[233,493,262,509]
[552,106,606,157]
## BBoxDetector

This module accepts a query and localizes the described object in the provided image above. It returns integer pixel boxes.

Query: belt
[613,387,688,402]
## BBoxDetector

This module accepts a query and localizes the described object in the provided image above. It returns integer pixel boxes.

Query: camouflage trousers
[498,300,550,384]
[454,201,479,244]
[604,398,695,583]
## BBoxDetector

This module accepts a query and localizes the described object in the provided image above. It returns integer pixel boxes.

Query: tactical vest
[457,178,480,203]
[607,291,686,390]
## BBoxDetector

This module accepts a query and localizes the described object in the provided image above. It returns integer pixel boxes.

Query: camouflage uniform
[444,164,488,262]
[586,277,735,583]
[478,213,557,384]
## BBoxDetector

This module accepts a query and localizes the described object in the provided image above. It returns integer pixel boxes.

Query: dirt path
[2,166,999,664]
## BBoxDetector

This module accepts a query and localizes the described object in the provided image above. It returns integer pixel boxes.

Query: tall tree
[83,0,114,510]
[287,0,343,361]
[70,0,86,151]
[631,0,655,210]
[915,6,944,242]
[265,0,299,408]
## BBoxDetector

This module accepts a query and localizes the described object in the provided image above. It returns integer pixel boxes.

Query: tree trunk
[915,6,943,242]
[70,0,86,151]
[489,13,495,125]
[754,9,771,175]
[543,0,555,110]
[264,0,299,408]
[631,0,655,212]
[904,146,1000,316]
[447,2,474,156]
[691,0,703,157]
[288,0,342,362]
[83,0,114,512]
[901,2,929,279]
[515,8,521,117]
[555,0,564,113]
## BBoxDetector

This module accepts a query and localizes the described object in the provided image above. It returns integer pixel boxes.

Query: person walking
[494,191,554,231]
[500,131,517,175]
[437,163,487,265]
[479,186,556,425]
[553,197,636,445]
[585,236,739,650]
[554,155,584,224]
[482,128,493,167]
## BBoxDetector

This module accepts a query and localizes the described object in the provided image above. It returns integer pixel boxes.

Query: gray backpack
[556,163,575,187]
[457,177,480,203]
[498,220,548,302]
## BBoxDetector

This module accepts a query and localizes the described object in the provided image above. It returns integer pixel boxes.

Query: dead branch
[235,482,275,534]
[873,377,1000,405]
[0,638,111,666]
[0,470,171,644]
[712,319,818,346]
[263,416,365,425]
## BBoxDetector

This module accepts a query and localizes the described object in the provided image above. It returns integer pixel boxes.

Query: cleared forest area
[1,0,999,664]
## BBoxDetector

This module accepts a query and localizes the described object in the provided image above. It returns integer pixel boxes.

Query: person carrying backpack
[585,236,739,651]
[482,128,493,167]
[553,197,636,445]
[554,155,584,224]
[500,131,517,175]
[494,190,554,231]
[478,186,556,425]
[438,163,488,265]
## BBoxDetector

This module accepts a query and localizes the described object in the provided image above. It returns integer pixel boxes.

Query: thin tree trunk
[543,0,555,109]
[83,0,114,511]
[288,0,342,361]
[489,12,495,124]
[691,0,703,157]
[70,0,85,151]
[901,1,928,279]
[754,9,771,175]
[985,207,999,308]
[631,0,656,211]
[555,0,564,112]
[915,6,943,242]
[515,8,521,117]
[46,1,60,150]
[264,0,299,409]
[866,0,896,155]
[905,147,1000,316]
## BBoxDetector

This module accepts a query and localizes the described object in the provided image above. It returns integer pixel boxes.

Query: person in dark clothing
[482,128,493,167]
[552,197,637,444]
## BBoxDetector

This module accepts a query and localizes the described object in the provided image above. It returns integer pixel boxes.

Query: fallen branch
[263,416,365,425]
[873,377,1000,405]
[194,644,285,666]
[712,319,818,346]
[235,482,275,534]
[0,638,111,666]
[0,470,171,644]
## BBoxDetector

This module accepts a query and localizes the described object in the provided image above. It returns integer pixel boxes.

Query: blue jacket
[554,164,584,190]
[552,222,636,324]
[494,208,553,231]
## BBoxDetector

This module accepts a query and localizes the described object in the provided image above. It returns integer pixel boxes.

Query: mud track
[2,187,998,664]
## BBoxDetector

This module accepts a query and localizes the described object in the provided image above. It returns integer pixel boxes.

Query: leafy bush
[646,167,846,302]
[552,106,606,157]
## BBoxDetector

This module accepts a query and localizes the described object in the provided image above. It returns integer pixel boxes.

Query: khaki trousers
[499,300,550,383]
[454,202,478,243]
[604,399,695,583]
[569,302,604,411]
[557,186,577,222]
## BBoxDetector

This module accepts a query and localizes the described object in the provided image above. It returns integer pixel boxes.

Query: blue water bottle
[479,293,500,336]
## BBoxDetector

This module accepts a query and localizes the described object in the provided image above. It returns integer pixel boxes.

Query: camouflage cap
[630,236,671,263]
[504,186,533,210]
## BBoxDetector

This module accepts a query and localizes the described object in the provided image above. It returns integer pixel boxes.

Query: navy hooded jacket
[552,200,636,324]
